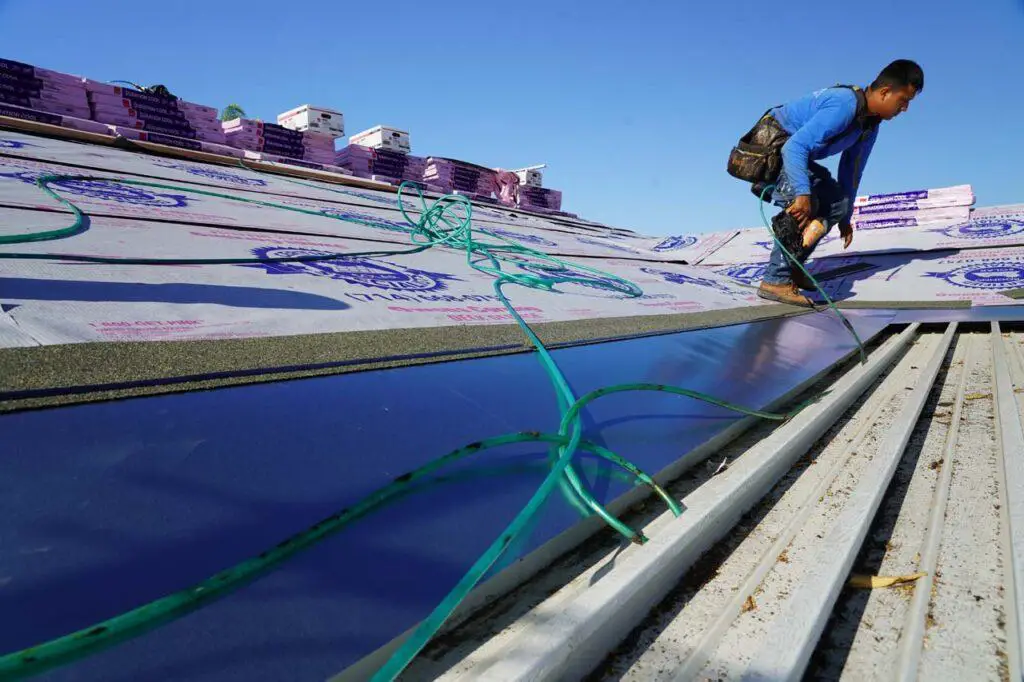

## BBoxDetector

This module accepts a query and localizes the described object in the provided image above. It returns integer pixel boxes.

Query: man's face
[877,85,918,120]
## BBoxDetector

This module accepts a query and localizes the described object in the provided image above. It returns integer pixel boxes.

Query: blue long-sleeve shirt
[771,87,878,224]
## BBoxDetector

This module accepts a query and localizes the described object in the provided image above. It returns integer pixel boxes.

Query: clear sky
[2,0,1022,235]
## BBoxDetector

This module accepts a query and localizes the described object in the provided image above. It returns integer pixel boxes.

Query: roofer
[726,59,924,306]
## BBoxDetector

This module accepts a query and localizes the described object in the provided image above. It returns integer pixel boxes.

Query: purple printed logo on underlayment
[0,169,192,207]
[576,236,637,254]
[317,206,413,232]
[652,235,698,252]
[244,247,460,291]
[152,161,269,187]
[485,228,557,248]
[930,218,1024,240]
[714,263,768,285]
[509,257,633,294]
[639,267,738,294]
[329,188,418,211]
[924,260,1024,290]
[0,137,36,149]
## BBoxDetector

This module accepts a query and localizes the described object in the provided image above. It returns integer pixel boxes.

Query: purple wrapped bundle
[0,97,89,118]
[0,58,84,87]
[175,101,218,118]
[854,184,974,208]
[242,151,328,170]
[223,118,304,143]
[317,163,353,176]
[0,102,110,135]
[110,127,242,157]
[519,186,563,211]
[85,82,219,118]
[90,105,191,129]
[96,116,197,138]
[0,80,88,104]
[854,205,971,229]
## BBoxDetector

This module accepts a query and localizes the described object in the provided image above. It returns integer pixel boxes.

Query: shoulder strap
[831,84,879,141]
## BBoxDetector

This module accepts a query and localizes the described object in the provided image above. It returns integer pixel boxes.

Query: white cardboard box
[514,167,543,188]
[349,125,411,153]
[277,105,345,139]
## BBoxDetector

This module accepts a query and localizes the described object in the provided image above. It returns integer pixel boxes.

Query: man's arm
[778,91,857,198]
[838,128,879,227]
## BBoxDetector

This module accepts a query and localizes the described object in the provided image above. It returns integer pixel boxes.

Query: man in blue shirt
[753,60,923,306]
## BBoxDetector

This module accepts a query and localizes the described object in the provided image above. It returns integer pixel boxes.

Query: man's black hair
[870,60,924,92]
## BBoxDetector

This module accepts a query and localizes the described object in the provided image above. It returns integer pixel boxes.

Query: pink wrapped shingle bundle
[853,184,975,229]
[518,186,563,212]
[335,144,425,185]
[0,102,110,135]
[0,58,90,119]
[109,126,244,157]
[424,157,497,199]
[85,81,227,150]
[223,118,336,165]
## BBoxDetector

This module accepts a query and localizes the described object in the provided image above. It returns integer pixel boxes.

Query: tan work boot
[757,281,813,307]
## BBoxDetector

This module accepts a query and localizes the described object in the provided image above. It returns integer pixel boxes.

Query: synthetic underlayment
[2,121,1024,681]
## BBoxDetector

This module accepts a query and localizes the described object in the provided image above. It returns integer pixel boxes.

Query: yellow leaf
[848,572,926,589]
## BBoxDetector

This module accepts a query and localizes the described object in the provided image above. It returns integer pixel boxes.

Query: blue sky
[2,0,1022,235]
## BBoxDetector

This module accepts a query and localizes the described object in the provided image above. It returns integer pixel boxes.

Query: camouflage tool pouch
[726,112,790,185]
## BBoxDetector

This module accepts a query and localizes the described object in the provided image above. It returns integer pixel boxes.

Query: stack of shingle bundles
[83,80,240,155]
[853,184,975,229]
[335,144,427,186]
[423,157,497,201]
[518,186,563,212]
[222,118,335,165]
[0,58,109,135]
[85,80,225,141]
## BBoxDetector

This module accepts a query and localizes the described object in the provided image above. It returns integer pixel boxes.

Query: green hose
[0,172,824,681]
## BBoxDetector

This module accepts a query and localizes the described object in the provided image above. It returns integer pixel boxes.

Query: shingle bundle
[518,186,563,212]
[240,150,352,176]
[423,157,498,201]
[853,184,975,229]
[0,58,107,134]
[223,118,335,165]
[85,80,226,146]
[335,144,428,186]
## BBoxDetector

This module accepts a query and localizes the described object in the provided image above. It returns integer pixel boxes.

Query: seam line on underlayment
[0,203,435,250]
[0,306,42,347]
[0,203,650,262]
[693,232,742,266]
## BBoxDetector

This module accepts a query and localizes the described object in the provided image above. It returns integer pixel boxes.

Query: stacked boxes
[278,105,344,138]
[335,144,428,186]
[223,118,335,166]
[0,58,108,135]
[349,125,411,154]
[853,184,975,229]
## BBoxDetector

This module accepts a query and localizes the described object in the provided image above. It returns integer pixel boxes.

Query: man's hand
[786,195,813,228]
[840,222,854,249]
